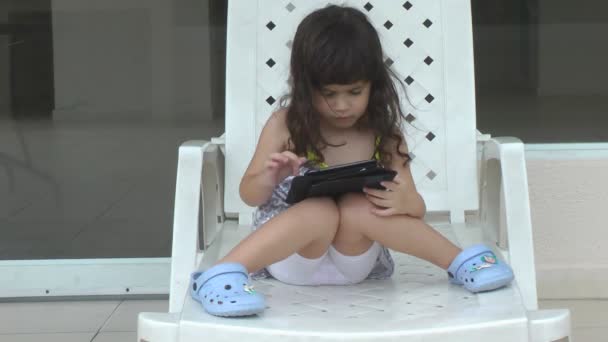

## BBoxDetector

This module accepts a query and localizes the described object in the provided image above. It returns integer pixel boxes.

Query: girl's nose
[331,96,350,112]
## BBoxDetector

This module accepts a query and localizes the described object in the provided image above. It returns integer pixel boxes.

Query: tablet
[285,160,397,204]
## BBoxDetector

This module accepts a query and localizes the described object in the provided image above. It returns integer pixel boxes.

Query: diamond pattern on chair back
[225,1,478,222]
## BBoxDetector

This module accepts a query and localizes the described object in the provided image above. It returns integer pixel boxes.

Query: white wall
[525,147,608,299]
[50,0,215,121]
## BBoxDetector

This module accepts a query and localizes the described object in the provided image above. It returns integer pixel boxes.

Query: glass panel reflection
[0,0,226,259]
[473,0,608,143]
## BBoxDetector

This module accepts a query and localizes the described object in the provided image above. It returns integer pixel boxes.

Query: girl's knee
[336,193,375,228]
[299,197,340,229]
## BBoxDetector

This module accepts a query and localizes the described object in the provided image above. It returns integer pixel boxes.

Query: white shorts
[266,242,382,285]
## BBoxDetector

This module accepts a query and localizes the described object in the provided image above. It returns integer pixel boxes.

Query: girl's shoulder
[263,108,291,149]
[270,107,288,124]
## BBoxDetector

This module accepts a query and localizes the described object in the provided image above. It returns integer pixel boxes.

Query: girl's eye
[350,90,362,95]
[322,92,336,98]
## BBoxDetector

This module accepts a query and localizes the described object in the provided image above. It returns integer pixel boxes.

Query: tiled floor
[0,298,603,341]
[540,299,608,341]
[0,298,167,342]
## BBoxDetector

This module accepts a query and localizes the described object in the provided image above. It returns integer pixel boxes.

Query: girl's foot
[447,244,514,293]
[190,263,265,317]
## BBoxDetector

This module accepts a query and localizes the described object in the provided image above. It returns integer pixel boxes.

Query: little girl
[190,5,514,317]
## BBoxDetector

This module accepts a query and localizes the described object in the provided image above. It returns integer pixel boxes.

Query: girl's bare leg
[217,197,339,273]
[334,193,461,269]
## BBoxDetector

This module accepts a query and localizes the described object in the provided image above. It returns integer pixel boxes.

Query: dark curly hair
[280,5,410,166]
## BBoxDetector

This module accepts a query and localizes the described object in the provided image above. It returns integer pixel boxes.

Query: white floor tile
[92,331,136,342]
[539,299,608,328]
[102,299,168,332]
[0,332,95,342]
[0,301,120,334]
[573,327,608,342]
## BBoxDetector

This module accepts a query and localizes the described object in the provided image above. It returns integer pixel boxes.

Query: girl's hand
[363,176,420,217]
[262,151,307,187]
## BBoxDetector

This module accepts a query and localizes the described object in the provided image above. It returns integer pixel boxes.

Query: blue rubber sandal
[447,244,514,293]
[190,263,265,317]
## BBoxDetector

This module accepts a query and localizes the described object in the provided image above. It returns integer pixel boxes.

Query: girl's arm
[363,136,427,218]
[239,110,295,207]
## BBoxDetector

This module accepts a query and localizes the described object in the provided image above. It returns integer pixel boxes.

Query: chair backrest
[224,0,478,223]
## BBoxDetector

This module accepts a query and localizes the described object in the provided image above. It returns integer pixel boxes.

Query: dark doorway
[1,0,54,119]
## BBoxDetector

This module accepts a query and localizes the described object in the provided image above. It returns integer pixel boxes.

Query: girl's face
[313,81,371,129]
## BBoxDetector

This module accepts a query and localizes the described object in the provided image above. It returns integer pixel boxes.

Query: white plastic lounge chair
[138,1,571,341]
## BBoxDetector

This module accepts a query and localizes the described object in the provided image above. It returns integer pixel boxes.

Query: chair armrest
[168,139,225,313]
[479,137,538,310]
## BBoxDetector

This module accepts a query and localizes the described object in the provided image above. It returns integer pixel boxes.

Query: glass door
[0,0,226,297]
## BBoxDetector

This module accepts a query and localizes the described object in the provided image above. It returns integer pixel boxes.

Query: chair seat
[177,220,530,341]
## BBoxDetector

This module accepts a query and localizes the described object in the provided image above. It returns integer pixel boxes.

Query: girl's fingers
[292,162,299,175]
[282,151,308,165]
[365,194,390,207]
[371,207,397,217]
[281,154,298,174]
[283,152,300,164]
[363,187,388,199]
[269,152,307,176]
[294,157,308,175]
[272,152,306,164]
[270,154,289,164]
[282,151,299,160]
[265,160,279,169]
[380,181,398,191]
[281,152,307,174]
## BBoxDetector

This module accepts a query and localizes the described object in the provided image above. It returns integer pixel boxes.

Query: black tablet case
[285,160,397,204]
